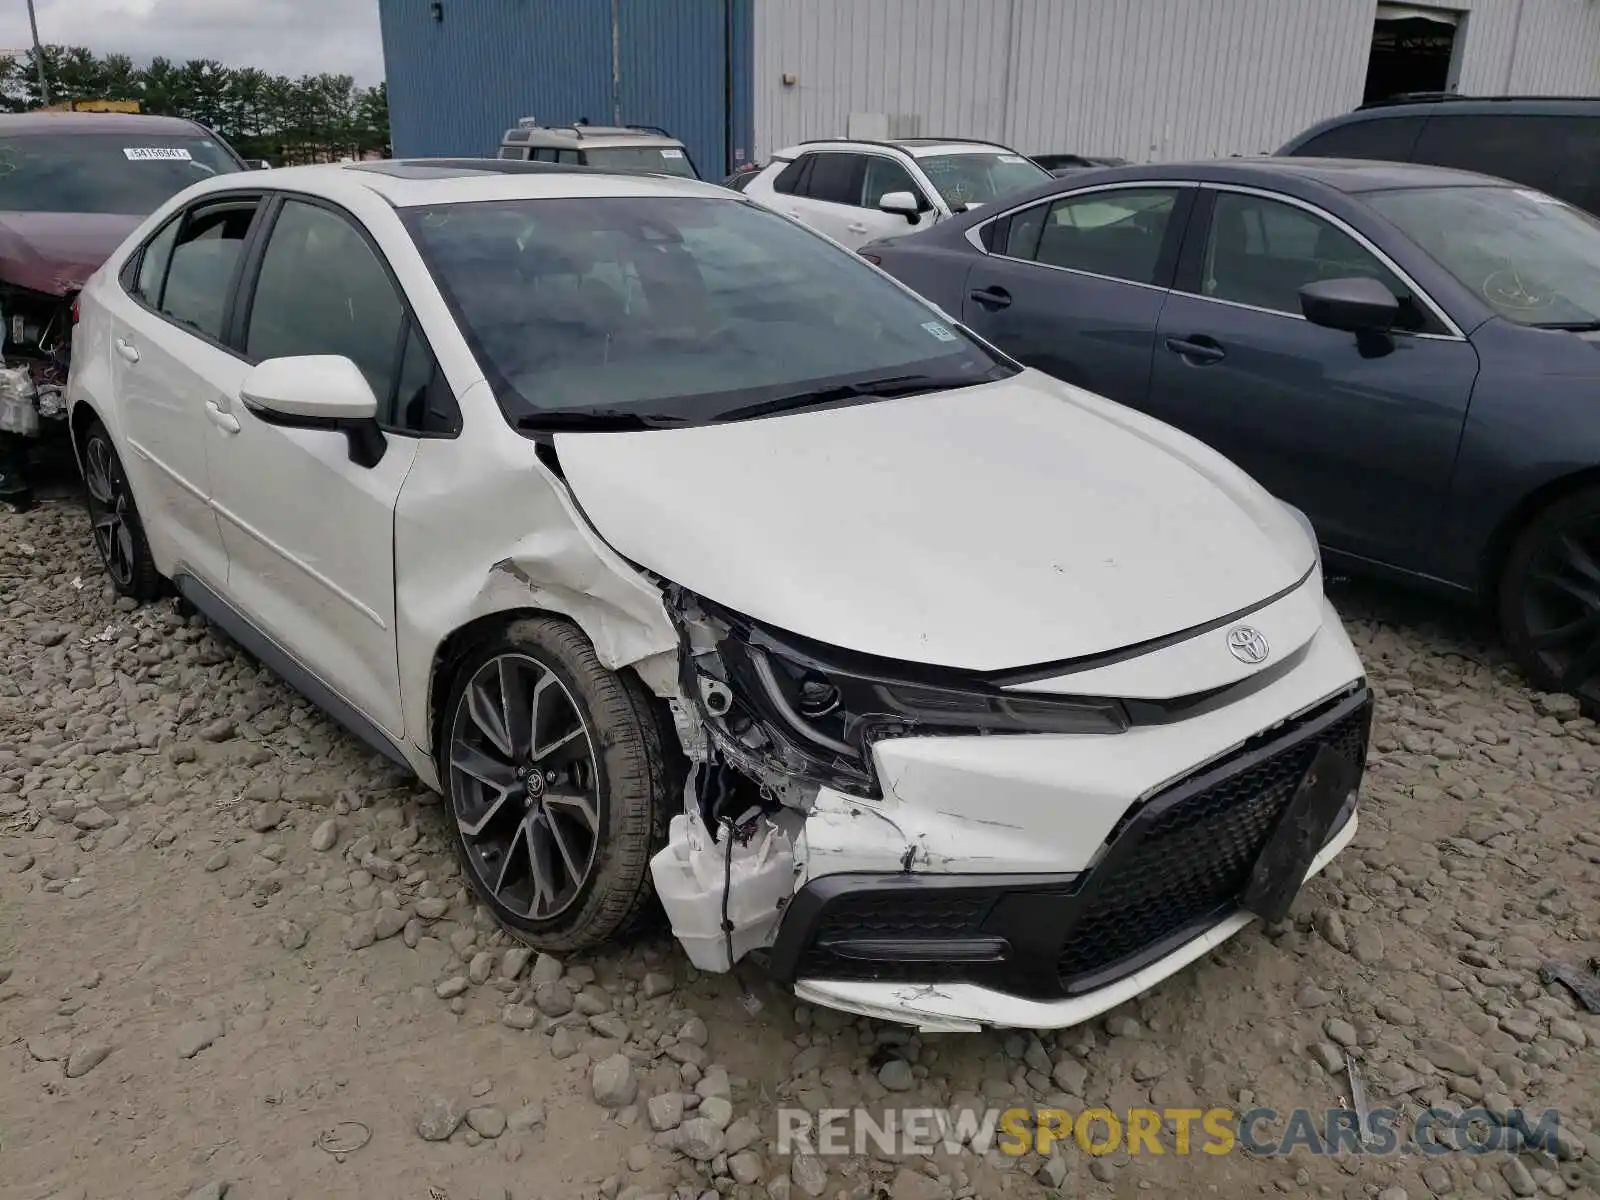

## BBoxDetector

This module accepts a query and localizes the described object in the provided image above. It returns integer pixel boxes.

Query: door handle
[1164,336,1226,365]
[968,286,1012,310]
[204,400,240,434]
[114,337,139,364]
[847,223,869,234]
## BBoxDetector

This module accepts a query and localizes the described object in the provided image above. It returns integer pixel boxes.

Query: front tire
[440,616,670,952]
[1499,485,1600,718]
[81,418,161,602]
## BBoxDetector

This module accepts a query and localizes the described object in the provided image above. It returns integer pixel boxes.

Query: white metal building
[750,0,1600,162]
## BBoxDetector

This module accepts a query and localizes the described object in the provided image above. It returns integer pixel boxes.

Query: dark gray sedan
[862,158,1600,714]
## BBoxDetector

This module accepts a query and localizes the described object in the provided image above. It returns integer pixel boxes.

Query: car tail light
[859,251,883,265]
[71,296,80,324]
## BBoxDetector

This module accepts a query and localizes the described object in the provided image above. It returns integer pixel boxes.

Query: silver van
[498,119,699,180]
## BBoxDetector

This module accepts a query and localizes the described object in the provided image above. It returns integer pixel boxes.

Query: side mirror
[878,190,924,224]
[246,159,272,170]
[1299,277,1399,333]
[239,355,387,468]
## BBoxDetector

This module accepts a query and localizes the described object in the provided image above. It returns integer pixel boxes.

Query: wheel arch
[425,606,677,774]
[1480,466,1600,601]
[67,400,102,473]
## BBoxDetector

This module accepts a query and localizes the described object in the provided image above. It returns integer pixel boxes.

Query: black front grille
[1055,698,1370,990]
[767,687,1373,1000]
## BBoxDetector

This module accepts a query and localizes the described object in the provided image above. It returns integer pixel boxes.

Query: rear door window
[1032,188,1182,285]
[801,153,867,206]
[1288,116,1425,161]
[1551,119,1600,215]
[161,199,259,341]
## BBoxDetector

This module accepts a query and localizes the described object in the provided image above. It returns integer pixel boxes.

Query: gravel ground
[3,487,1599,1200]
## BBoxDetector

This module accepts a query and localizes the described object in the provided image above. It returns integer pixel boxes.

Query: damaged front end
[0,281,74,508]
[648,585,1129,975]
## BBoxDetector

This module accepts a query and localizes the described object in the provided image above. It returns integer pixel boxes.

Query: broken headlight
[672,590,1128,799]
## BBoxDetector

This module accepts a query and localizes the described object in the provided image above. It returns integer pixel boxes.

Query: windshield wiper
[1530,320,1600,332]
[516,409,690,432]
[713,372,995,424]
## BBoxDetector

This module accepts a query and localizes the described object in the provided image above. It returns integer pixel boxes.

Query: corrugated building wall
[378,0,753,176]
[751,0,1600,161]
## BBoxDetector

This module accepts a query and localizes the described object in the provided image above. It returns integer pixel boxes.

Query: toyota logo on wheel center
[1226,625,1270,664]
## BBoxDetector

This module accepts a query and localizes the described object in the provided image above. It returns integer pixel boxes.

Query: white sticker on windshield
[661,148,685,158]
[123,147,192,162]
[922,320,958,342]
[999,154,1026,164]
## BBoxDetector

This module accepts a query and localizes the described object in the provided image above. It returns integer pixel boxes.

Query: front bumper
[768,683,1372,1029]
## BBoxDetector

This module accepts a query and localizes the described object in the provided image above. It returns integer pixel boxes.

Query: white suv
[742,137,1052,250]
[67,158,1370,1031]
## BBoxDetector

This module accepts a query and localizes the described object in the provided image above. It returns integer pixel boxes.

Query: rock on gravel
[310,819,339,852]
[466,1106,507,1138]
[175,1019,223,1059]
[416,1096,463,1141]
[64,1042,111,1078]
[675,1116,725,1161]
[501,1004,539,1030]
[790,1152,829,1197]
[878,1059,914,1091]
[592,1054,639,1108]
[647,1092,685,1132]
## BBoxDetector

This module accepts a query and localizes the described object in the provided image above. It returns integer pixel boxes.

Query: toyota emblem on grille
[1226,625,1270,664]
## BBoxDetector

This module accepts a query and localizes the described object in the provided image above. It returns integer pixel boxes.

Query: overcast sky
[0,0,385,84]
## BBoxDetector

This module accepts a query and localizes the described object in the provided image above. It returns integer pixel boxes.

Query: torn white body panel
[393,380,681,786]
[798,603,1363,880]
[793,810,1358,1032]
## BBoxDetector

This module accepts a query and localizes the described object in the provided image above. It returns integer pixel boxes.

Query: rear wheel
[1499,485,1600,718]
[81,419,162,602]
[440,616,670,951]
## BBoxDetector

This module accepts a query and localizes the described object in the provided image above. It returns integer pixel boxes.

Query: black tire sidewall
[82,420,162,602]
[439,616,665,952]
[1498,485,1600,711]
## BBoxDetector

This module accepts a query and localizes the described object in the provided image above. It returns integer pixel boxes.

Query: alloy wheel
[447,652,602,921]
[84,436,136,588]
[1519,516,1600,709]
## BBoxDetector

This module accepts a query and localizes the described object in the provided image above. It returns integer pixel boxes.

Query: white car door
[204,196,422,738]
[107,196,259,589]
[791,152,875,248]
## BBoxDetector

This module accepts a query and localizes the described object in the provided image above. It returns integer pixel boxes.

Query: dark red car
[0,112,248,509]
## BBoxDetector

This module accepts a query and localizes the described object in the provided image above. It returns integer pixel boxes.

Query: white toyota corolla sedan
[67,159,1371,1031]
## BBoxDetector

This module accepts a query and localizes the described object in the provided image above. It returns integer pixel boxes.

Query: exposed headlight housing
[669,589,1129,799]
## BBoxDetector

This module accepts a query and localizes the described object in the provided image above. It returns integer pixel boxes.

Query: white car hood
[554,371,1314,672]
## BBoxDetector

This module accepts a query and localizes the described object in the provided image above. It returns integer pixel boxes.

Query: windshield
[1366,185,1600,327]
[0,132,241,214]
[916,151,1049,210]
[583,145,699,180]
[404,195,1010,427]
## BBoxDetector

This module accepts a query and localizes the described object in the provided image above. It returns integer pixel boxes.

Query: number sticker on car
[921,321,959,342]
[123,148,193,162]
[661,148,685,158]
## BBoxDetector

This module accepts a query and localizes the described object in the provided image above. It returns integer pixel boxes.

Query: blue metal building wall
[379,0,753,176]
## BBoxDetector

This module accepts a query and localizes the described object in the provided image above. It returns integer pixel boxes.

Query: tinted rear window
[1288,116,1425,161]
[1409,114,1567,194]
[0,132,241,214]
[580,145,698,179]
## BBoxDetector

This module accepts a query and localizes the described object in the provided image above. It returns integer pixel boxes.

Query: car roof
[773,138,1017,160]
[0,112,211,136]
[1348,93,1600,117]
[1043,156,1511,195]
[187,157,735,208]
[502,123,682,148]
